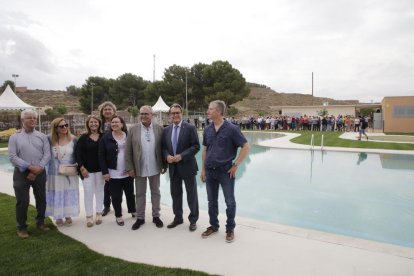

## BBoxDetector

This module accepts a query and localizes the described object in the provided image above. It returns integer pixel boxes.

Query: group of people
[234,114,372,133]
[9,99,249,243]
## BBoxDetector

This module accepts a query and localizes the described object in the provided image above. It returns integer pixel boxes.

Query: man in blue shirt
[200,100,249,243]
[8,110,51,238]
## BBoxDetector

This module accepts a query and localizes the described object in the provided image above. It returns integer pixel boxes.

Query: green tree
[192,61,249,109]
[161,65,189,106]
[66,85,81,96]
[44,105,67,120]
[79,77,113,114]
[317,108,328,116]
[144,81,169,105]
[55,104,67,115]
[227,106,239,116]
[110,73,148,109]
[358,108,375,117]
[1,80,15,92]
[128,106,139,123]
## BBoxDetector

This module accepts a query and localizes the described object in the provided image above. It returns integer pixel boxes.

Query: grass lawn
[283,131,414,151]
[0,193,209,276]
[0,141,8,148]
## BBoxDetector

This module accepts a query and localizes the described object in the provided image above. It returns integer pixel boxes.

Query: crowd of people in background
[197,114,372,133]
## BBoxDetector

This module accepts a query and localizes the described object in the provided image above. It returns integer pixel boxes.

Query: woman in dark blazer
[98,115,136,226]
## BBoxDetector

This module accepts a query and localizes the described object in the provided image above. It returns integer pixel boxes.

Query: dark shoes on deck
[131,217,163,230]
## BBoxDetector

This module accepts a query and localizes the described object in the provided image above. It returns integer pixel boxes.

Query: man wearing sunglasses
[162,104,200,232]
[8,110,51,238]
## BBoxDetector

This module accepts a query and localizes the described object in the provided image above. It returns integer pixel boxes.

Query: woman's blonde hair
[50,117,73,145]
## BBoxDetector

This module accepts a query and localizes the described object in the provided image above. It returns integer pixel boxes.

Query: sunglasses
[57,123,69,129]
[171,112,181,115]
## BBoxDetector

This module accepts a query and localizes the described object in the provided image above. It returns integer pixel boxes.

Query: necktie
[172,125,179,155]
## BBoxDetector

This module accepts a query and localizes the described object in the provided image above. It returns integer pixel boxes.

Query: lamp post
[90,82,95,114]
[12,74,19,92]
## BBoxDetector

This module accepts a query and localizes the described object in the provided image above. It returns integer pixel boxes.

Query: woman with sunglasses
[75,115,104,227]
[98,115,136,226]
[46,117,80,227]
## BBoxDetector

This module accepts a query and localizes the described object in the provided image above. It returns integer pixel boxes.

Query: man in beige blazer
[125,105,166,230]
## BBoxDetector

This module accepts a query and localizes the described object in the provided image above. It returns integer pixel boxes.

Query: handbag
[58,163,78,176]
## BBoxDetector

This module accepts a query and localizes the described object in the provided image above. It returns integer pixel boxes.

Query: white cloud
[0,0,413,103]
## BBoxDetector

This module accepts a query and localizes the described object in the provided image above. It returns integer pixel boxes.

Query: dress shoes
[36,223,50,231]
[116,217,124,226]
[167,220,183,229]
[102,207,110,216]
[226,230,235,243]
[153,217,164,228]
[189,223,197,232]
[201,226,218,238]
[17,229,29,239]
[131,219,145,230]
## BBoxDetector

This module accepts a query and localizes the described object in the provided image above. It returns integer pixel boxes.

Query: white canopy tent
[152,96,170,124]
[0,85,34,110]
[0,85,42,131]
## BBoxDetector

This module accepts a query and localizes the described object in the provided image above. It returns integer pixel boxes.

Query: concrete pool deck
[1,132,414,275]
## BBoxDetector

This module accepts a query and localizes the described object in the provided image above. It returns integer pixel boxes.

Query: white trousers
[82,172,105,217]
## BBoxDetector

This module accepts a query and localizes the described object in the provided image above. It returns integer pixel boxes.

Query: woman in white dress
[46,117,80,226]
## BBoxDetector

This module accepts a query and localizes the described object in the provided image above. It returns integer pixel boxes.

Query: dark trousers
[107,177,136,218]
[103,182,111,209]
[170,170,199,224]
[13,168,47,230]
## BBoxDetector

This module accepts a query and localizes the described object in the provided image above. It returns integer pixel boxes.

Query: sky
[1,0,413,103]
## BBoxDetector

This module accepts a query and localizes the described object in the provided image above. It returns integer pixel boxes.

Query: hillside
[8,85,359,116]
[16,90,81,113]
[233,85,359,116]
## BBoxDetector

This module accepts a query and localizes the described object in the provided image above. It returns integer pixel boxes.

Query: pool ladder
[310,134,324,150]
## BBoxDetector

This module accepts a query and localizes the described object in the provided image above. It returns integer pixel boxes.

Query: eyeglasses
[140,113,150,116]
[24,117,37,120]
[57,124,69,129]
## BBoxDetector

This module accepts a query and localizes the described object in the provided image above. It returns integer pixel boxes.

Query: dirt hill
[16,90,81,113]
[233,84,359,116]
[8,85,359,116]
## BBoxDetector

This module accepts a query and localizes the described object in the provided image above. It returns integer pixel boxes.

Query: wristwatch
[232,163,238,167]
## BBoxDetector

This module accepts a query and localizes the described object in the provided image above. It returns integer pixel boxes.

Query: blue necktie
[172,125,179,155]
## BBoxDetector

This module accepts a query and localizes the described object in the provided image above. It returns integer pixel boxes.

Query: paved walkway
[258,131,414,155]
[2,133,414,275]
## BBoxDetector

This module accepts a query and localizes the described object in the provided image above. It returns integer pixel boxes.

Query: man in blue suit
[162,103,200,232]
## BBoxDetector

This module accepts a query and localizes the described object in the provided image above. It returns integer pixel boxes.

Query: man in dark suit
[162,103,200,232]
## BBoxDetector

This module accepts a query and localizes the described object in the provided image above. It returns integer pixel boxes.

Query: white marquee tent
[0,85,34,110]
[0,85,43,131]
[152,96,170,124]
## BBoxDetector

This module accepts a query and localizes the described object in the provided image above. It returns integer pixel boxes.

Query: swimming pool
[2,132,414,248]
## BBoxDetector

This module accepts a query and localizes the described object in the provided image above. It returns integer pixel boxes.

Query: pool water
[160,132,414,248]
[2,132,414,248]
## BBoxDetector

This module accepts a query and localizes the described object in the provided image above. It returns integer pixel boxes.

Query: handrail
[310,134,314,150]
[321,134,324,150]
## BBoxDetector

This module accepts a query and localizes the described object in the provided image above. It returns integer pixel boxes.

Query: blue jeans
[205,166,236,231]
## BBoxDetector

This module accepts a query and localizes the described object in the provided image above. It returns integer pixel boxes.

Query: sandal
[65,217,72,226]
[56,219,64,227]
[95,213,103,225]
[86,216,94,228]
